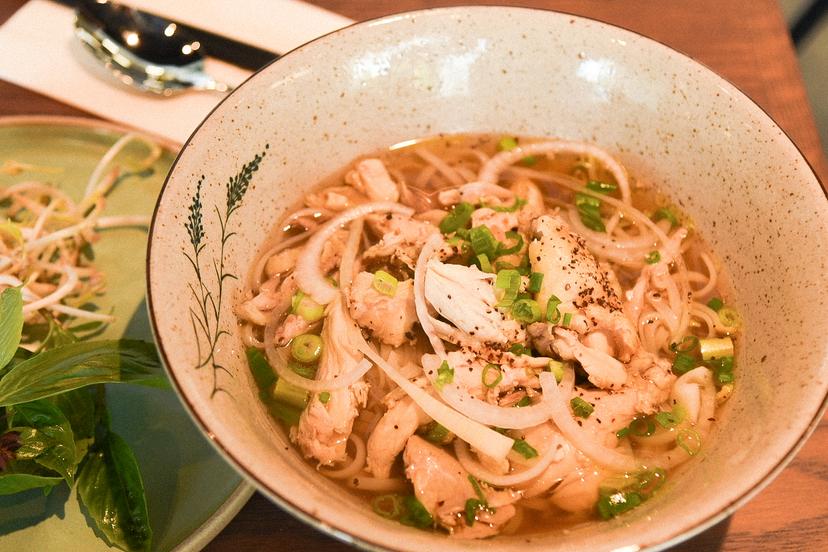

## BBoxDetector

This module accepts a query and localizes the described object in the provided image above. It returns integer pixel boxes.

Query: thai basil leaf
[38,315,80,351]
[78,431,152,552]
[0,340,167,406]
[49,387,97,441]
[0,472,63,495]
[0,287,23,371]
[0,348,33,381]
[8,400,77,484]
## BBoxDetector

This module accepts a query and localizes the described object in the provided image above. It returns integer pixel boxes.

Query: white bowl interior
[148,7,828,551]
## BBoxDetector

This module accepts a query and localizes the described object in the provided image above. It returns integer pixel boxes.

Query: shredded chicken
[291,297,369,465]
[404,435,518,537]
[424,260,524,346]
[346,158,400,202]
[348,271,418,347]
[366,397,430,478]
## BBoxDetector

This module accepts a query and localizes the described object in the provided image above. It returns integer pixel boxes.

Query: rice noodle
[540,373,638,472]
[357,342,514,461]
[319,434,367,479]
[346,475,409,492]
[294,202,413,304]
[454,437,564,487]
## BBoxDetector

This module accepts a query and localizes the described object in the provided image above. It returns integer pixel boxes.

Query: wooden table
[2,1,826,550]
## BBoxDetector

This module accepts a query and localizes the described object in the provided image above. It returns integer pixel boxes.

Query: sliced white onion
[319,433,367,480]
[454,437,563,487]
[356,342,514,461]
[413,233,448,358]
[294,202,413,304]
[439,384,552,429]
[540,372,639,473]
[478,140,631,204]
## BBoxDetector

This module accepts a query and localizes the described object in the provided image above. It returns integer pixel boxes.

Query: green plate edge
[0,116,253,552]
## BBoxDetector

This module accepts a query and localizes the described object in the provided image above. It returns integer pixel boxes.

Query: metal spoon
[73,0,233,95]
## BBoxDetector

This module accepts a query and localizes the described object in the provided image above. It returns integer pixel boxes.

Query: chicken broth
[237,134,738,537]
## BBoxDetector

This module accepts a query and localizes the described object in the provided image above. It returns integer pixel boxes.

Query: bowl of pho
[147,6,828,551]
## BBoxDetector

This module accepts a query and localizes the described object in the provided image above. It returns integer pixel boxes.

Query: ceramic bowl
[147,6,828,551]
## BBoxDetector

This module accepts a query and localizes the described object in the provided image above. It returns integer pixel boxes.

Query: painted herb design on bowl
[183,146,268,396]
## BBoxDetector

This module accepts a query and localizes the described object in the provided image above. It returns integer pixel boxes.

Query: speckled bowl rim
[146,5,828,551]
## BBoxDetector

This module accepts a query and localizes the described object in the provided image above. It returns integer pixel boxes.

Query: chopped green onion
[496,136,536,166]
[509,343,533,356]
[575,180,617,233]
[266,401,302,426]
[629,416,656,437]
[439,201,474,234]
[586,180,618,194]
[485,197,528,212]
[495,269,521,307]
[371,494,403,519]
[707,355,735,386]
[546,295,562,323]
[288,359,317,379]
[421,421,454,445]
[707,297,724,311]
[717,307,742,329]
[652,208,679,228]
[575,192,605,232]
[511,298,542,324]
[512,439,539,459]
[372,270,399,297]
[645,251,661,264]
[699,336,734,360]
[496,231,524,255]
[498,136,519,151]
[562,312,573,327]
[468,474,487,502]
[653,410,682,428]
[469,225,498,259]
[464,499,486,526]
[272,378,310,409]
[482,363,503,388]
[597,490,643,520]
[615,427,630,440]
[475,253,493,273]
[670,335,699,353]
[291,333,323,363]
[515,396,532,408]
[528,272,544,294]
[400,495,434,529]
[318,391,331,404]
[570,397,594,418]
[676,428,702,456]
[291,291,325,322]
[596,468,666,519]
[672,352,697,375]
[435,360,454,390]
[246,347,276,391]
[546,359,564,383]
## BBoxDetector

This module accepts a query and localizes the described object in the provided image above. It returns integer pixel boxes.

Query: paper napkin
[0,0,353,144]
